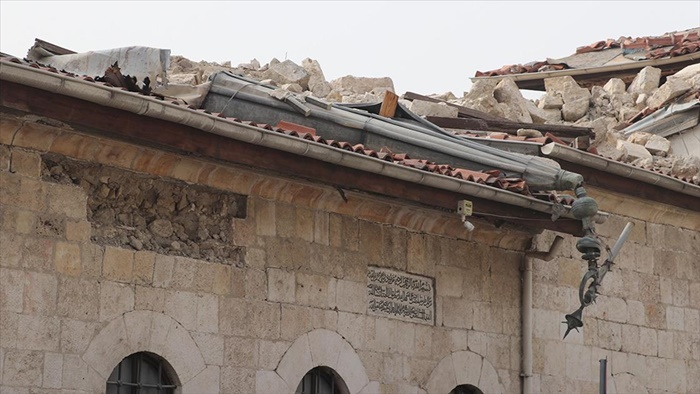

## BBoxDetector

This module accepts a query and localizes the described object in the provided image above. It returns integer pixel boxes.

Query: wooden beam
[426,116,593,138]
[379,90,399,118]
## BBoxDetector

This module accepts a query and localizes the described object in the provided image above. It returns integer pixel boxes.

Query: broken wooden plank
[379,90,399,118]
[426,116,593,138]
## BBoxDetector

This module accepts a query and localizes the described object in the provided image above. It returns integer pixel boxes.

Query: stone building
[0,47,698,394]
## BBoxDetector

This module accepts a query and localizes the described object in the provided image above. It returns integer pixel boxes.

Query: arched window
[295,366,350,394]
[106,352,177,394]
[449,384,484,394]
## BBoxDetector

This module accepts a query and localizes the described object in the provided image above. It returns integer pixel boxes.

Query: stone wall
[2,108,698,394]
[529,204,700,393]
[1,110,527,393]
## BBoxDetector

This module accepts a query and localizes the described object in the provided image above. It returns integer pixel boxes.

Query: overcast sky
[1,1,698,97]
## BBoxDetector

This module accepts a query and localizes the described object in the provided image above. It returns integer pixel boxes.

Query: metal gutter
[0,60,603,223]
[471,52,700,85]
[541,142,700,198]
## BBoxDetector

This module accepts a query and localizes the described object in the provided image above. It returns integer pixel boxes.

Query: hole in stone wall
[41,152,247,265]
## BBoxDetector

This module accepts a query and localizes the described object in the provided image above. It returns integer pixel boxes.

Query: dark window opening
[450,384,484,394]
[295,366,350,394]
[106,352,177,394]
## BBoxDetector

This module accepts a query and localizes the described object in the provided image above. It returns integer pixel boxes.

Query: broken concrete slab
[627,66,661,97]
[409,100,459,118]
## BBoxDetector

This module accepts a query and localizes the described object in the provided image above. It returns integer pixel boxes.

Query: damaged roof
[473,28,700,91]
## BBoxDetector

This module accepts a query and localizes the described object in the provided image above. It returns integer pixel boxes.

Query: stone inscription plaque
[367,267,435,325]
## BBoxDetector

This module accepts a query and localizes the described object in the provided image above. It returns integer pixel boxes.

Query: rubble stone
[544,76,579,97]
[627,132,653,146]
[516,128,543,138]
[562,97,589,122]
[645,135,671,156]
[329,76,394,95]
[302,58,331,98]
[493,78,533,123]
[627,66,662,96]
[646,78,692,109]
[263,60,311,90]
[617,140,653,161]
[409,100,459,118]
[604,78,627,94]
[538,95,564,109]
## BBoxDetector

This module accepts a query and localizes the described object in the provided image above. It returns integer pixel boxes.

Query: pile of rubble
[167,55,700,183]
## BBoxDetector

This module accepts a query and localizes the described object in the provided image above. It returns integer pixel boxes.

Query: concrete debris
[409,100,459,118]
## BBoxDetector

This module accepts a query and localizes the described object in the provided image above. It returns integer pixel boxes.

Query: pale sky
[1,1,699,97]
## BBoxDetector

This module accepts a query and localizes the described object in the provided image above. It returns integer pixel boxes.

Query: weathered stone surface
[617,140,653,161]
[330,75,394,95]
[263,60,310,90]
[301,58,331,98]
[604,78,627,94]
[493,78,532,123]
[516,128,543,138]
[562,97,589,121]
[538,94,564,109]
[646,78,692,109]
[628,66,662,96]
[409,100,458,118]
[644,135,671,156]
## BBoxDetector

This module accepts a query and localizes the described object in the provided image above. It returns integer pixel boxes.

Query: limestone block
[532,308,561,340]
[43,352,63,389]
[409,100,459,118]
[9,148,41,177]
[149,312,175,356]
[336,340,370,394]
[524,100,554,124]
[0,311,18,348]
[258,339,291,370]
[685,308,700,333]
[16,314,60,351]
[83,316,130,378]
[667,306,685,330]
[666,359,687,392]
[171,257,197,290]
[538,94,564,109]
[626,300,645,326]
[657,330,674,358]
[368,318,398,354]
[358,381,382,394]
[57,277,99,320]
[295,272,330,308]
[102,246,134,282]
[60,319,97,354]
[562,97,589,121]
[221,366,256,393]
[565,344,591,381]
[133,251,155,285]
[596,320,622,351]
[46,183,87,219]
[436,265,464,298]
[452,351,482,387]
[225,336,258,367]
[627,66,662,96]
[517,128,543,138]
[191,332,224,366]
[276,333,313,387]
[336,279,366,314]
[647,78,692,109]
[425,353,457,394]
[267,268,295,303]
[162,323,206,383]
[639,327,658,356]
[65,219,91,241]
[99,281,134,322]
[123,310,153,352]
[182,365,220,394]
[644,135,671,156]
[382,352,402,383]
[616,140,652,161]
[395,322,416,356]
[308,329,343,370]
[280,304,313,341]
[337,312,373,350]
[0,268,24,312]
[61,353,104,391]
[196,293,219,333]
[493,78,533,123]
[255,370,290,394]
[153,254,175,288]
[604,78,627,95]
[330,75,395,95]
[263,60,310,90]
[544,76,578,96]
[163,290,197,330]
[473,302,503,333]
[477,358,504,394]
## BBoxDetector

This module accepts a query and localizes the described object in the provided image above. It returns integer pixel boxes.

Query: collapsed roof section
[472,28,700,91]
